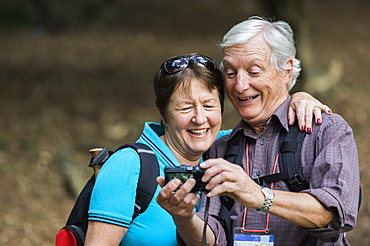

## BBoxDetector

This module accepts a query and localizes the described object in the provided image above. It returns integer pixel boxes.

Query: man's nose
[235,72,250,93]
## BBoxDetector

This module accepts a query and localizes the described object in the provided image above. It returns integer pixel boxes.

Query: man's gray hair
[219,16,301,91]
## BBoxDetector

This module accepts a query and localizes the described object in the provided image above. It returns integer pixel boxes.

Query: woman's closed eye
[203,104,218,110]
[180,106,193,112]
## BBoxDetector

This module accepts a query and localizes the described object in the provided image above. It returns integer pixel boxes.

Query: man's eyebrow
[222,59,233,67]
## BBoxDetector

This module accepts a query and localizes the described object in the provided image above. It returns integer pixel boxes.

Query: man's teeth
[239,95,257,101]
[189,129,208,134]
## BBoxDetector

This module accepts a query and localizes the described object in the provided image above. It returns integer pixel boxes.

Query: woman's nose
[192,108,207,124]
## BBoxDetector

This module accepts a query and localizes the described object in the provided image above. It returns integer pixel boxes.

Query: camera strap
[201,196,211,246]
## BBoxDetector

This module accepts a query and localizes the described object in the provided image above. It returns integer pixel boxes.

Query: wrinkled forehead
[223,37,272,66]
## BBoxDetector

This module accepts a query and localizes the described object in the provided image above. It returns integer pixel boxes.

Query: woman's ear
[156,108,166,125]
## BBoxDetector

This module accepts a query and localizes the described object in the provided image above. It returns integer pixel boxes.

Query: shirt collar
[223,95,291,141]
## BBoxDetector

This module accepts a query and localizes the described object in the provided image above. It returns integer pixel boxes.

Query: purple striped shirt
[196,97,359,246]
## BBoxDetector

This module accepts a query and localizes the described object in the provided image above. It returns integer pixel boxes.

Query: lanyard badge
[234,227,275,246]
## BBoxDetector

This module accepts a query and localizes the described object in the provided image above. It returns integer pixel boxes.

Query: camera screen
[167,173,194,185]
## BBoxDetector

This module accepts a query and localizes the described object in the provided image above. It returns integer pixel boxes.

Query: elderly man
[157,17,359,246]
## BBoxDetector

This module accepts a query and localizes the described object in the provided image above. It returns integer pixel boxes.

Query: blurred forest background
[0,0,369,245]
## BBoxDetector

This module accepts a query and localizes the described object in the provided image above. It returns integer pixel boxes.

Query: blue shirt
[89,122,231,245]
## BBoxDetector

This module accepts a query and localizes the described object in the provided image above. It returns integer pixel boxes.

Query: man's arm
[269,190,335,228]
[201,159,335,229]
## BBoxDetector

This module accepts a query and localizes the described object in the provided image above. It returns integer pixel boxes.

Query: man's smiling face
[223,35,292,132]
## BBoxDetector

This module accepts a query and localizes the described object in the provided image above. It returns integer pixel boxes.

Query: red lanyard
[241,142,279,233]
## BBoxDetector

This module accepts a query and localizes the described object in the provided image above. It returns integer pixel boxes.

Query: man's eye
[248,67,262,76]
[225,68,236,78]
[249,71,260,76]
[226,72,236,78]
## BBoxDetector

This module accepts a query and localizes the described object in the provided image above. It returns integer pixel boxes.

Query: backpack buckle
[289,173,308,191]
[252,176,263,185]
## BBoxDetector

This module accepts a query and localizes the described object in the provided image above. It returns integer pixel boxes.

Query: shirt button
[260,140,265,145]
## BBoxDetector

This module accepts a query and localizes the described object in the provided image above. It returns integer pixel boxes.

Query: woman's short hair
[219,16,301,91]
[153,54,224,123]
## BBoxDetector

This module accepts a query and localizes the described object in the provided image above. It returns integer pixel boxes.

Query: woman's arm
[85,149,141,245]
[85,221,127,246]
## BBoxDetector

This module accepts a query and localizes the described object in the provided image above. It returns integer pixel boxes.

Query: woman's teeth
[189,129,208,134]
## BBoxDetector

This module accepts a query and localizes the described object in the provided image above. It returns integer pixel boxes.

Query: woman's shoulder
[217,129,233,139]
[97,146,142,176]
[110,146,141,161]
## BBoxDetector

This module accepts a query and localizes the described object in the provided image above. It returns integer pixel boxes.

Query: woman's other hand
[289,92,332,133]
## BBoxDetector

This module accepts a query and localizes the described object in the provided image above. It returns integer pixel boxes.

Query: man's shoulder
[209,126,245,158]
[211,133,231,149]
[315,113,353,132]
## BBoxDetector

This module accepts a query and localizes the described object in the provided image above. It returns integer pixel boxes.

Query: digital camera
[164,165,208,192]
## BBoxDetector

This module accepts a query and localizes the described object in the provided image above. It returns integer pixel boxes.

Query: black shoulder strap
[224,129,246,165]
[223,123,308,192]
[115,143,159,220]
[259,123,308,191]
[279,123,308,191]
[64,175,95,244]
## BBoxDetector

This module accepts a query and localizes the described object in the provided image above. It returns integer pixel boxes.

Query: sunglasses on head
[161,54,217,74]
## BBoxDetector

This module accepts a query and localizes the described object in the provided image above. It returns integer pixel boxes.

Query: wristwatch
[257,187,275,214]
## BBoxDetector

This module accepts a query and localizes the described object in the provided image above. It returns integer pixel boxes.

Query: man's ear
[283,57,294,84]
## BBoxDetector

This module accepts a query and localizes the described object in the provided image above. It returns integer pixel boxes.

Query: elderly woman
[84,53,329,246]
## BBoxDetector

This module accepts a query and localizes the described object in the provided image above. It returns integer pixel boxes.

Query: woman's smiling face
[163,78,222,163]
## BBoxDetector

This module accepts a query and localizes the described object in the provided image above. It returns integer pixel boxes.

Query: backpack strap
[218,195,235,246]
[223,123,308,192]
[61,175,96,246]
[115,143,159,220]
[279,123,308,191]
[224,129,246,165]
[261,123,308,191]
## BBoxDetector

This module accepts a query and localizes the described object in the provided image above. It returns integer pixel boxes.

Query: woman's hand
[289,92,332,133]
[156,176,200,221]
